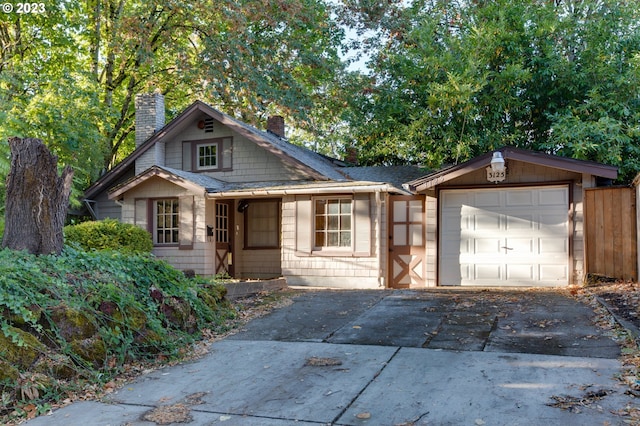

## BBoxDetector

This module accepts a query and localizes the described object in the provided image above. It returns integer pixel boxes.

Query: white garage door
[440,186,569,287]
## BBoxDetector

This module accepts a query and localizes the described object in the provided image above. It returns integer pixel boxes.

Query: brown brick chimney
[267,115,285,138]
[135,92,165,148]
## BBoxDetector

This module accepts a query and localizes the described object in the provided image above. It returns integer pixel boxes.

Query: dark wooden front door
[388,195,426,288]
[215,201,234,277]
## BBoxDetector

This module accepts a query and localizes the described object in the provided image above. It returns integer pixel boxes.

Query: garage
[405,147,619,287]
[440,185,569,287]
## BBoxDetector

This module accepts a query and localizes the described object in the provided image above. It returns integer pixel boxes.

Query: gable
[406,147,618,192]
[86,100,347,201]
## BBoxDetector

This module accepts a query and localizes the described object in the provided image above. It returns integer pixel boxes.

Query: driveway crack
[330,346,401,425]
[322,293,389,342]
[481,315,500,351]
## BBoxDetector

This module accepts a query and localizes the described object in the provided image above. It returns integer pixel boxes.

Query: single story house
[84,94,618,288]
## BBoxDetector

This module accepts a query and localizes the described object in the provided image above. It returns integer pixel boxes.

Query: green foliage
[64,219,153,253]
[0,246,234,423]
[0,0,346,197]
[343,0,640,182]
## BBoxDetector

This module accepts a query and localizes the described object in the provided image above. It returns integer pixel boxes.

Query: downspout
[376,190,385,288]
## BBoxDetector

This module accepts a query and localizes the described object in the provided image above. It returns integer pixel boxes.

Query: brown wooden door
[388,195,426,288]
[215,201,234,277]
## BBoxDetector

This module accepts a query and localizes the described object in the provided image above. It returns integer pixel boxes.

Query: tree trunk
[2,137,74,255]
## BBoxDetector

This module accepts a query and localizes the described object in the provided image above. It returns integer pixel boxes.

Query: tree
[0,0,347,194]
[2,138,73,255]
[341,0,640,181]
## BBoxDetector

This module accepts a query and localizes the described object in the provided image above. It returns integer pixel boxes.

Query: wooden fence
[584,187,637,281]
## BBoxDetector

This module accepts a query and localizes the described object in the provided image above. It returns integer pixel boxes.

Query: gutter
[205,183,396,199]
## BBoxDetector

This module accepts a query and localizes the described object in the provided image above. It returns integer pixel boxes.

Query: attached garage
[405,147,619,288]
[440,185,569,287]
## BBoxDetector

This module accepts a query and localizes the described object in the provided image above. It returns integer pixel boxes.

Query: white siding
[120,178,214,276]
[281,194,382,289]
[161,116,316,182]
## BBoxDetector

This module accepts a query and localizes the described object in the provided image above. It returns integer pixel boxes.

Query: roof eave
[108,166,206,199]
[407,147,618,192]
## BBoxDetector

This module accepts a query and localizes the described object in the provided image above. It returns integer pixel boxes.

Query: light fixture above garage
[487,151,506,182]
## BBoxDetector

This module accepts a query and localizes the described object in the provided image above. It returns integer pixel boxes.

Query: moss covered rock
[33,353,77,380]
[0,359,19,384]
[0,326,45,369]
[70,337,106,368]
[160,297,197,333]
[198,284,227,311]
[47,304,97,341]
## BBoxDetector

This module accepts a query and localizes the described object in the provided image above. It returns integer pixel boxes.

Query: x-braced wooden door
[215,201,234,277]
[388,195,426,288]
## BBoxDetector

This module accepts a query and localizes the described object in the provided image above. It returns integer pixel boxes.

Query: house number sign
[486,166,506,183]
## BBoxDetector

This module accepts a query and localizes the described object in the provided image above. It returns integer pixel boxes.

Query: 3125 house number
[486,168,506,183]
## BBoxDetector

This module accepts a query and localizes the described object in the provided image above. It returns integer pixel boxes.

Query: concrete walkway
[26,289,637,425]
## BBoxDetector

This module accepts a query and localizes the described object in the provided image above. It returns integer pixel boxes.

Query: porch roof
[109,165,410,200]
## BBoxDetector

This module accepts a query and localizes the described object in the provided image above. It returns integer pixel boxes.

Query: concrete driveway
[27,289,637,425]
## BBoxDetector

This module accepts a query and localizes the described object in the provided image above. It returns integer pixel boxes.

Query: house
[84,93,426,288]
[85,93,618,289]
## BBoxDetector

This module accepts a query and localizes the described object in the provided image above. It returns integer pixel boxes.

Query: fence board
[584,187,636,281]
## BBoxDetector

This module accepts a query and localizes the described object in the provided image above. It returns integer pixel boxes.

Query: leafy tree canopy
[0,0,346,198]
[341,0,640,182]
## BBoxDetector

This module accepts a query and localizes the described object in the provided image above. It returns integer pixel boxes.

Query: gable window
[245,200,280,249]
[155,199,179,245]
[197,143,218,170]
[314,198,352,249]
[184,137,233,172]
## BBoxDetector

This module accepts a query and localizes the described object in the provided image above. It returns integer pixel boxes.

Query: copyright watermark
[1,3,46,14]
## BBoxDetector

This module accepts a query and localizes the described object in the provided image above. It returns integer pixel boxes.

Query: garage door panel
[440,259,468,284]
[539,213,569,229]
[442,211,464,232]
[505,238,535,254]
[506,264,534,280]
[440,186,569,287]
[442,191,469,206]
[539,188,568,205]
[505,190,535,206]
[505,214,535,230]
[474,264,502,280]
[539,238,568,254]
[474,238,502,255]
[473,191,501,207]
[472,211,501,231]
[540,265,568,281]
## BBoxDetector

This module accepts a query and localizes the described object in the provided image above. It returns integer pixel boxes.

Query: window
[197,143,218,170]
[314,198,352,248]
[155,199,179,245]
[245,200,280,249]
[184,138,232,172]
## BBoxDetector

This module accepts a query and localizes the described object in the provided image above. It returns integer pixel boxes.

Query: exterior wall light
[490,151,505,172]
[487,151,506,183]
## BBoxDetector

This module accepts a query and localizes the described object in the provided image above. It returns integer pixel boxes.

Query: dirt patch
[142,404,192,424]
[304,357,343,367]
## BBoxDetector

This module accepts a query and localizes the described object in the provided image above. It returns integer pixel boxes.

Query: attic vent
[203,118,215,133]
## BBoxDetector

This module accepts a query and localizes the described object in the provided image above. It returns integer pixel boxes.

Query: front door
[215,201,234,277]
[388,196,426,288]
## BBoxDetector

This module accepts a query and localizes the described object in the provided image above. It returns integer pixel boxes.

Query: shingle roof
[341,165,429,190]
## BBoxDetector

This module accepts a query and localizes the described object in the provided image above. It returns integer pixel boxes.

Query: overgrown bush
[64,219,153,253]
[0,246,234,423]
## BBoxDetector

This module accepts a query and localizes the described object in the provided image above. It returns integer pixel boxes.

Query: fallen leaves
[547,389,610,413]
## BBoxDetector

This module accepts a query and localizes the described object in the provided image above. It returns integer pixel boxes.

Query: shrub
[0,246,235,423]
[64,219,153,253]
